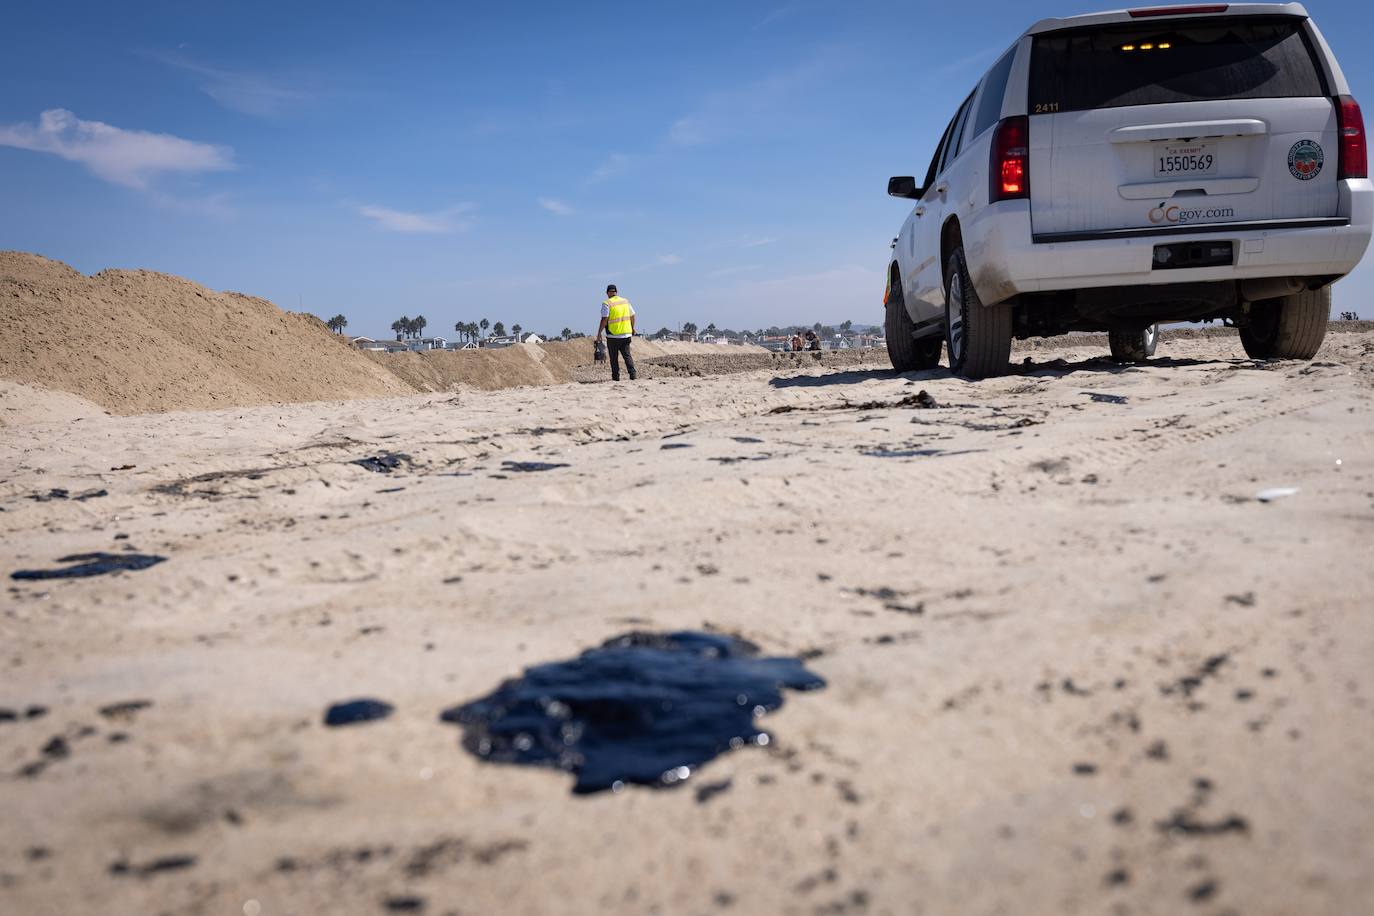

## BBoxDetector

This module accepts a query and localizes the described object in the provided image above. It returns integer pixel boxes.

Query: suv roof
[1025,2,1307,37]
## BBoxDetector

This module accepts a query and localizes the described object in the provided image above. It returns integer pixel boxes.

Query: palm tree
[326,314,348,334]
[512,323,522,341]
[393,317,409,340]
[412,315,427,339]
[840,319,853,335]
[492,321,506,337]
[560,327,572,340]
[682,322,698,339]
[480,318,490,338]
[705,322,718,337]
[454,320,465,342]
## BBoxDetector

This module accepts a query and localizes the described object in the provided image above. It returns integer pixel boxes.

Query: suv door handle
[914,205,926,217]
[934,181,949,195]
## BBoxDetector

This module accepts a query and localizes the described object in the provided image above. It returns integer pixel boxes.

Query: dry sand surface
[3,325,1373,916]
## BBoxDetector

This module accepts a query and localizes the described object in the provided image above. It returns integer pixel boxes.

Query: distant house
[483,335,518,348]
[351,336,407,352]
[448,341,479,350]
[521,333,543,344]
[406,337,447,351]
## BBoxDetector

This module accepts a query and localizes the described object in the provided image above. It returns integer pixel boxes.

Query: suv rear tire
[885,272,942,371]
[944,248,1011,379]
[1239,286,1330,360]
[1108,324,1158,362]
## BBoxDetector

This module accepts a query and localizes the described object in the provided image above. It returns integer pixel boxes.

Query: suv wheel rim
[947,273,964,363]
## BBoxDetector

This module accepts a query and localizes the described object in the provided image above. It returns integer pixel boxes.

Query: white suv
[884,2,1371,378]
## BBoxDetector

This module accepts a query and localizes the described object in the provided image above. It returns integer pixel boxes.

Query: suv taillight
[990,115,1030,202]
[1337,95,1367,180]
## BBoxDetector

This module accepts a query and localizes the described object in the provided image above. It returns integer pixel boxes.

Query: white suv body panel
[890,4,1371,319]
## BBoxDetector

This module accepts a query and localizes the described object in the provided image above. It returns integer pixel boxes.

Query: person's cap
[606,284,617,294]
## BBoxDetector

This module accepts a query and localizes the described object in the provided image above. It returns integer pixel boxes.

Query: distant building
[405,337,447,351]
[351,336,407,352]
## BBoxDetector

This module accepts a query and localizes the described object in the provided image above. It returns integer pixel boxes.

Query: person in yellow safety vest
[596,283,637,382]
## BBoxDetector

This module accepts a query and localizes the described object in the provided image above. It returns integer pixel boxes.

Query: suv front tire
[885,271,942,372]
[944,247,1011,379]
[1108,324,1159,362]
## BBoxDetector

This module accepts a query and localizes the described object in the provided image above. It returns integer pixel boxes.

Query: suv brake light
[1128,5,1228,17]
[990,115,1030,202]
[1336,95,1367,180]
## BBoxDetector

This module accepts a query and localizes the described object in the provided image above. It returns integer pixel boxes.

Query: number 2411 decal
[1033,102,1061,113]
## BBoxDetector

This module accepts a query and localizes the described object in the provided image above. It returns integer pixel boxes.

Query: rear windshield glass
[1030,16,1325,113]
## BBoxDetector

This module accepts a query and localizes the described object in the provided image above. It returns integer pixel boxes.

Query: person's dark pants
[608,336,636,381]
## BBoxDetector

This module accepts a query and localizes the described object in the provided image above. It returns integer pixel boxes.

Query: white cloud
[708,264,764,278]
[149,190,236,218]
[587,152,633,183]
[742,235,779,248]
[664,53,845,148]
[754,5,800,31]
[0,109,234,190]
[668,116,709,147]
[588,254,684,280]
[357,203,475,234]
[538,197,574,216]
[148,52,313,117]
[936,45,1001,77]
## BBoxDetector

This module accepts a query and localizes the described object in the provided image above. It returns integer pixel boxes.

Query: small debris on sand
[324,699,395,726]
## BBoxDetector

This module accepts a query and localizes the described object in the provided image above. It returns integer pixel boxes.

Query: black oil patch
[440,631,825,794]
[352,454,411,473]
[660,442,694,450]
[27,488,108,502]
[11,552,166,581]
[499,461,570,473]
[1085,392,1129,404]
[109,854,197,878]
[324,699,394,726]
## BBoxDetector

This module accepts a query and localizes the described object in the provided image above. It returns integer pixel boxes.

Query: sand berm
[2,252,879,418]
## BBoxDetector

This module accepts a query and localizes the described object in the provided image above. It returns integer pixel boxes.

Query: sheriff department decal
[1287,139,1324,181]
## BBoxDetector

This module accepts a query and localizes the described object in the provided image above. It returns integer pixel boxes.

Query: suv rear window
[1030,16,1326,113]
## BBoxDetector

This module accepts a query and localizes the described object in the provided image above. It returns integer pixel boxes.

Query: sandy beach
[3,324,1373,915]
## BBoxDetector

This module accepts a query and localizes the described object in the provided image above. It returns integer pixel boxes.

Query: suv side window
[939,92,976,173]
[971,47,1017,140]
[921,110,959,192]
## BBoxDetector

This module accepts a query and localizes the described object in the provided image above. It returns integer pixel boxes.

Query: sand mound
[1,252,781,413]
[0,252,412,415]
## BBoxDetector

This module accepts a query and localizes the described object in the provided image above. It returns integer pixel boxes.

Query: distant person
[790,333,803,352]
[596,283,637,382]
[805,329,821,351]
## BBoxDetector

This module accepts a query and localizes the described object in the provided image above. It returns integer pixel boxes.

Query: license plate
[1154,142,1216,178]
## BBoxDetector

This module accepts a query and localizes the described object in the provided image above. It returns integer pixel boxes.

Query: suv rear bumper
[966,179,1374,303]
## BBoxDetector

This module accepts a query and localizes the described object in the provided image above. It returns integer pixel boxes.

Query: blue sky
[2,0,1370,338]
